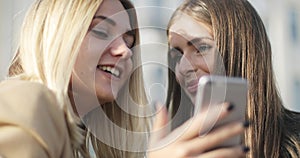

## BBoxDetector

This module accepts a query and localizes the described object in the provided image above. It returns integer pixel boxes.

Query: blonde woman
[149,0,300,157]
[0,0,150,157]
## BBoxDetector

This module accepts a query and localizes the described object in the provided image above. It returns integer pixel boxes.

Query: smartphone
[194,75,248,147]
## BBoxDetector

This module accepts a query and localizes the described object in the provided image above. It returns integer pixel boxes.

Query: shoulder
[0,79,62,122]
[0,79,73,157]
[0,79,54,99]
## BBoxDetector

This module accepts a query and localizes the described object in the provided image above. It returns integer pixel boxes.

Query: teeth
[98,66,120,77]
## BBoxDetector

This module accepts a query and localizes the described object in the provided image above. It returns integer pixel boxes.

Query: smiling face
[168,13,216,104]
[72,0,135,106]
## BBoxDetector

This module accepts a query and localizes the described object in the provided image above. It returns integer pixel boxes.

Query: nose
[177,54,196,76]
[109,36,133,59]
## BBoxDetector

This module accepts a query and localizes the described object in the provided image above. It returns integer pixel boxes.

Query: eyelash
[169,44,212,63]
[91,29,135,49]
[91,29,109,39]
[195,44,212,54]
[123,33,135,49]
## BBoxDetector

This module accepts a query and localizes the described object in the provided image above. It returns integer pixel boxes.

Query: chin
[191,98,196,105]
[97,94,115,104]
[95,85,121,103]
[186,92,196,105]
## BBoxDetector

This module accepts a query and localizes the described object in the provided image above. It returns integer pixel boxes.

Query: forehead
[95,0,131,28]
[169,13,212,41]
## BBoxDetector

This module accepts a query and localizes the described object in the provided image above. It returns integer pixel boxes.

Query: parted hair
[166,0,300,157]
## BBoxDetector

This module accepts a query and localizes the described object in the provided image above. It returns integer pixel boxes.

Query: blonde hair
[84,1,150,157]
[9,0,150,157]
[167,0,300,157]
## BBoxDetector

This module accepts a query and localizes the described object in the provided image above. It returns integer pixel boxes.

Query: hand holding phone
[194,75,248,147]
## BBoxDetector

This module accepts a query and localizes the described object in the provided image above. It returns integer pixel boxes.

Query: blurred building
[249,0,300,111]
[131,0,183,103]
[0,0,33,80]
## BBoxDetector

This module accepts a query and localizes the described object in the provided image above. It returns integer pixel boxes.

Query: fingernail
[227,103,235,111]
[243,121,250,128]
[242,146,250,153]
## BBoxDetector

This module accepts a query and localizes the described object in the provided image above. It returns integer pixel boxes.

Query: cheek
[124,60,134,79]
[72,59,94,94]
[74,48,95,81]
[114,59,134,90]
[79,34,107,65]
[74,48,92,80]
[198,60,210,73]
[175,64,184,85]
[196,56,214,73]
[72,37,106,90]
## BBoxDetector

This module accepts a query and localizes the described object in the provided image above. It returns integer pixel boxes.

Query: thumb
[150,103,169,144]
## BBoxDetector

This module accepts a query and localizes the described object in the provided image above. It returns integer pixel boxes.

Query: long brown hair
[166,0,300,157]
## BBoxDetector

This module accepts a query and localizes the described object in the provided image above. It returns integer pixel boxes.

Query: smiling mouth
[97,65,121,78]
[185,79,199,94]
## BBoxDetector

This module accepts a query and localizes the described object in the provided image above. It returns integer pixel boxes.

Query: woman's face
[168,14,216,104]
[72,0,135,106]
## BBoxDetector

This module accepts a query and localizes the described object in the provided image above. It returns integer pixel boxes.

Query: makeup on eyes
[169,36,215,63]
[91,27,110,39]
[90,16,135,49]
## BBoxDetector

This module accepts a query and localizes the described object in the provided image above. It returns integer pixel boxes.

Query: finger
[195,146,248,158]
[150,103,169,143]
[183,121,246,154]
[152,103,168,131]
[175,102,233,141]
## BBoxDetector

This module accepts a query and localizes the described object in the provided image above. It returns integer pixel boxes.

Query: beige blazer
[0,79,73,158]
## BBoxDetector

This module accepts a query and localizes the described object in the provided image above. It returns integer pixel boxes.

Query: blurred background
[0,0,299,111]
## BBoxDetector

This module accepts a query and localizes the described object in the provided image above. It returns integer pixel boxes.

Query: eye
[123,31,135,48]
[169,47,183,63]
[91,29,109,39]
[195,44,212,55]
[123,34,135,49]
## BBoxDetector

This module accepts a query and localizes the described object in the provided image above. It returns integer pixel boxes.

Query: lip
[186,79,199,94]
[96,64,123,80]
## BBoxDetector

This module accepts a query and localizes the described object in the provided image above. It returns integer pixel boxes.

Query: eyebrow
[187,37,214,46]
[93,15,116,26]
